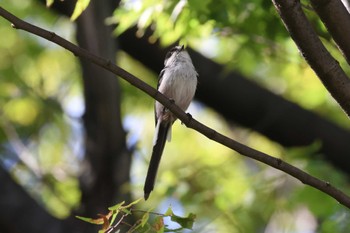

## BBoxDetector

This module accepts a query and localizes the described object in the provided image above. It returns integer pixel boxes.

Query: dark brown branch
[272,0,350,117]
[310,0,350,65]
[1,6,350,208]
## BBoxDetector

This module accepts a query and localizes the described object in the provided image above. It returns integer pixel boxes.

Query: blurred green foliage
[0,0,81,217]
[77,199,196,232]
[1,0,350,232]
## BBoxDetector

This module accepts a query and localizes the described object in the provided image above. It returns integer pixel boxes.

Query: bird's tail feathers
[167,124,172,142]
[153,120,172,145]
[144,121,170,200]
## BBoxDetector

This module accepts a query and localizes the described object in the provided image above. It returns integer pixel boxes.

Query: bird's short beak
[180,44,184,51]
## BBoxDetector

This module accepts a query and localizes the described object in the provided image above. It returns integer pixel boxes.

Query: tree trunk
[75,0,130,224]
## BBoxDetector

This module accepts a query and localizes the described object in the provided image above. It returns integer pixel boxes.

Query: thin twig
[130,208,165,216]
[126,219,143,233]
[1,6,350,208]
[105,214,127,233]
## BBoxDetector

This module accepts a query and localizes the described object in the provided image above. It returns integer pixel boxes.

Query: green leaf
[121,208,132,215]
[110,9,141,36]
[164,206,173,216]
[141,212,149,227]
[46,0,54,7]
[188,0,211,14]
[170,213,196,230]
[122,198,142,209]
[153,216,164,233]
[108,201,125,211]
[75,216,104,225]
[70,0,91,21]
[109,211,118,226]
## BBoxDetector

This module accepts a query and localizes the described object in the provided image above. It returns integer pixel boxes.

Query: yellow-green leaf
[108,201,125,211]
[70,0,91,21]
[153,216,164,233]
[164,206,173,217]
[46,0,54,7]
[75,216,104,225]
[141,212,149,227]
[122,198,142,209]
[109,211,118,226]
[170,213,196,230]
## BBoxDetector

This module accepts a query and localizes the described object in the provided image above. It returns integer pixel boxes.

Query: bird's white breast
[158,62,197,111]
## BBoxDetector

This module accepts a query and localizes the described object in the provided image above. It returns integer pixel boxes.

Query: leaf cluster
[76,198,196,233]
[110,0,285,46]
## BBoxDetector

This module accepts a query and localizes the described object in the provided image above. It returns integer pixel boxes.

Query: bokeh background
[1,0,350,232]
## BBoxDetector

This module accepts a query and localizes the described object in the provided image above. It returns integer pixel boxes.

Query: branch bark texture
[1,6,350,208]
[272,0,350,117]
[310,0,350,65]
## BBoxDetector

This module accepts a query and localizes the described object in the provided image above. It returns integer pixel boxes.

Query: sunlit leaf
[164,206,173,217]
[121,208,131,215]
[109,211,118,226]
[98,214,110,230]
[170,213,196,230]
[46,0,54,7]
[153,216,164,233]
[188,0,211,14]
[70,0,91,21]
[141,212,149,227]
[75,215,105,225]
[122,198,142,209]
[108,201,125,211]
[3,98,40,126]
[76,211,114,227]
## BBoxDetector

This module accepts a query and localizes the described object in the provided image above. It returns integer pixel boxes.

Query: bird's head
[164,45,192,67]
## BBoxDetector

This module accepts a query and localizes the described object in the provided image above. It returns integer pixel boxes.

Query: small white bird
[144,45,198,200]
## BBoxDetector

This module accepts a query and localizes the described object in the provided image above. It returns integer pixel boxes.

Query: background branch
[272,0,350,117]
[1,6,350,209]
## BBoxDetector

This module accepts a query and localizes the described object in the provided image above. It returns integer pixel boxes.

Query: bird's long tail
[144,121,170,200]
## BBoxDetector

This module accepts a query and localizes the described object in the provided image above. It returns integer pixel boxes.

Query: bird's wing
[155,68,166,126]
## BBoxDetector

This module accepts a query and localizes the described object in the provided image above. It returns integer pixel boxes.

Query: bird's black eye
[164,46,184,65]
[164,51,173,60]
[170,47,179,53]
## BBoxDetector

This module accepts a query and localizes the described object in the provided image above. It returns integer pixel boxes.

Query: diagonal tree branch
[272,0,350,118]
[1,6,350,209]
[310,0,350,65]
